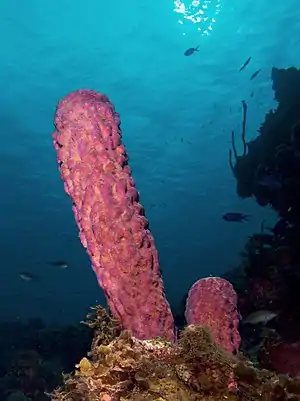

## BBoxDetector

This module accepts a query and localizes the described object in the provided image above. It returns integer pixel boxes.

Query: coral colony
[49,77,300,400]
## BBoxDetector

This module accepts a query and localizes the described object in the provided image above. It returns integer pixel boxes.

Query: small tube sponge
[185,277,241,353]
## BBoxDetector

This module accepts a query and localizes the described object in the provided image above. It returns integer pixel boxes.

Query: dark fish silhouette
[50,260,68,269]
[19,272,36,281]
[250,69,261,80]
[222,212,249,222]
[239,56,251,71]
[184,46,199,56]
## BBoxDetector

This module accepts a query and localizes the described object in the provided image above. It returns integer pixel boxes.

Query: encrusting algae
[50,307,300,401]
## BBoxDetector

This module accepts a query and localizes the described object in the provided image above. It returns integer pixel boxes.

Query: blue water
[1,0,297,324]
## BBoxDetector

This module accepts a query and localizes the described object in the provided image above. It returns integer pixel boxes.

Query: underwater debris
[222,212,249,222]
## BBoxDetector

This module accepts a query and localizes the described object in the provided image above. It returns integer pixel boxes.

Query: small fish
[243,310,277,325]
[50,260,68,269]
[250,69,261,80]
[19,272,35,281]
[222,212,249,222]
[239,56,251,71]
[184,46,199,56]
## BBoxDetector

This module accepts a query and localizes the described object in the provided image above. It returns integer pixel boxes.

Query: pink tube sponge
[185,277,240,353]
[53,89,175,341]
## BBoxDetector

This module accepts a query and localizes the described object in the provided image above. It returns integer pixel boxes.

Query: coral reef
[232,222,300,376]
[230,67,300,221]
[51,322,300,400]
[260,339,300,377]
[50,89,248,399]
[49,70,300,399]
[224,67,300,378]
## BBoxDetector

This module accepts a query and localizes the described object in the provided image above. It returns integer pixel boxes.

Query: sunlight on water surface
[173,0,222,36]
